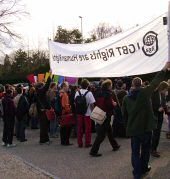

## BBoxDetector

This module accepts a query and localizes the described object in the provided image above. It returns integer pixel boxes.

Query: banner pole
[168,1,170,61]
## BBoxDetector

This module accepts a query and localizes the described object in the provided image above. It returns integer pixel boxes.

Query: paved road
[0,120,169,179]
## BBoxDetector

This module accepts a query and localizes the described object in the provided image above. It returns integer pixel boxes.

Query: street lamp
[79,16,83,42]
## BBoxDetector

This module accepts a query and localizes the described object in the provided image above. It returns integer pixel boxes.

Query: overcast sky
[14,0,169,50]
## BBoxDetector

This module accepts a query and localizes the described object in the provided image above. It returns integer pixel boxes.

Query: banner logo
[142,31,158,57]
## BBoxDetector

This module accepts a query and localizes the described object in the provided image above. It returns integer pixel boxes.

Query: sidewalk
[0,149,52,179]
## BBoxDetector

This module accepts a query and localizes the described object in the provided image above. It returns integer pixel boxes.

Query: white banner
[49,14,168,77]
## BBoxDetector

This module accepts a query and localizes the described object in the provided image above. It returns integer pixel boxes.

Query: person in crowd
[166,80,170,139]
[90,79,120,157]
[69,85,78,138]
[60,82,73,146]
[47,82,59,138]
[151,81,169,157]
[75,79,95,148]
[122,62,170,179]
[28,86,39,129]
[36,75,52,145]
[112,79,127,137]
[14,85,29,142]
[2,89,16,147]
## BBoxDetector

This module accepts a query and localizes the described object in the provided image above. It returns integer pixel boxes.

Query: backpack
[75,91,89,115]
[54,91,62,115]
[16,95,29,118]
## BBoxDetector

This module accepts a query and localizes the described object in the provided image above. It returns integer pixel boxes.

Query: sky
[12,0,170,50]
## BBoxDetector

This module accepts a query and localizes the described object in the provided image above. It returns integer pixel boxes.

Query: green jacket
[122,70,169,137]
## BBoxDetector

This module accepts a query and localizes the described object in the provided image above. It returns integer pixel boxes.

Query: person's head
[50,82,57,91]
[101,79,113,90]
[16,85,23,95]
[5,84,10,92]
[29,86,36,94]
[116,80,123,89]
[6,89,13,97]
[157,81,169,94]
[61,82,69,92]
[81,79,90,89]
[132,77,142,89]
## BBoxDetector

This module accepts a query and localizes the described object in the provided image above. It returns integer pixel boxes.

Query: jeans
[131,132,152,179]
[31,117,39,129]
[50,118,59,136]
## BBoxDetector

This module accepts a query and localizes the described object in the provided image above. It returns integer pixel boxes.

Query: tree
[91,23,122,40]
[54,26,83,44]
[0,0,27,53]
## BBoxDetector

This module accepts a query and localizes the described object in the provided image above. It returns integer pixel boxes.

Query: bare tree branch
[0,0,28,49]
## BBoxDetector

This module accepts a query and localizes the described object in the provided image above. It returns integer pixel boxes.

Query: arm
[146,62,170,95]
[42,76,52,94]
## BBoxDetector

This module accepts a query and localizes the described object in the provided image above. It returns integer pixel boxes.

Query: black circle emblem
[142,31,158,57]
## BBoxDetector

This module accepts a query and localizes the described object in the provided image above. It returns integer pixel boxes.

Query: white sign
[49,14,167,77]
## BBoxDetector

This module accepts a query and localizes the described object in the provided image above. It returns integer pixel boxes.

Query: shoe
[39,141,51,145]
[85,144,92,148]
[113,145,120,151]
[151,151,160,158]
[7,144,16,148]
[45,141,52,145]
[20,139,28,142]
[90,153,102,157]
[142,165,151,174]
[2,142,7,146]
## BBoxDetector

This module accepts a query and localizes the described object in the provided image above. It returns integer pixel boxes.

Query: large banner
[49,14,168,77]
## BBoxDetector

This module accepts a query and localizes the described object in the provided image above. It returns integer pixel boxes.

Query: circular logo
[142,31,158,57]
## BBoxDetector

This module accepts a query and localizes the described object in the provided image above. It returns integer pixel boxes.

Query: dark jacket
[151,90,166,117]
[36,77,51,112]
[2,95,15,120]
[122,70,169,137]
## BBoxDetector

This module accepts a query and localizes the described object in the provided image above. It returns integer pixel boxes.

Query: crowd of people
[0,62,170,179]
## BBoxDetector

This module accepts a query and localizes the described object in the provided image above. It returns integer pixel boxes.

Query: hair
[61,82,69,89]
[81,79,90,89]
[16,86,22,94]
[50,82,56,89]
[6,89,13,95]
[101,79,112,90]
[5,84,10,91]
[29,87,35,94]
[116,80,123,88]
[132,77,142,88]
[157,81,169,91]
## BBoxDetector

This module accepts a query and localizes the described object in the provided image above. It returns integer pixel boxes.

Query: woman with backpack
[90,79,120,157]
